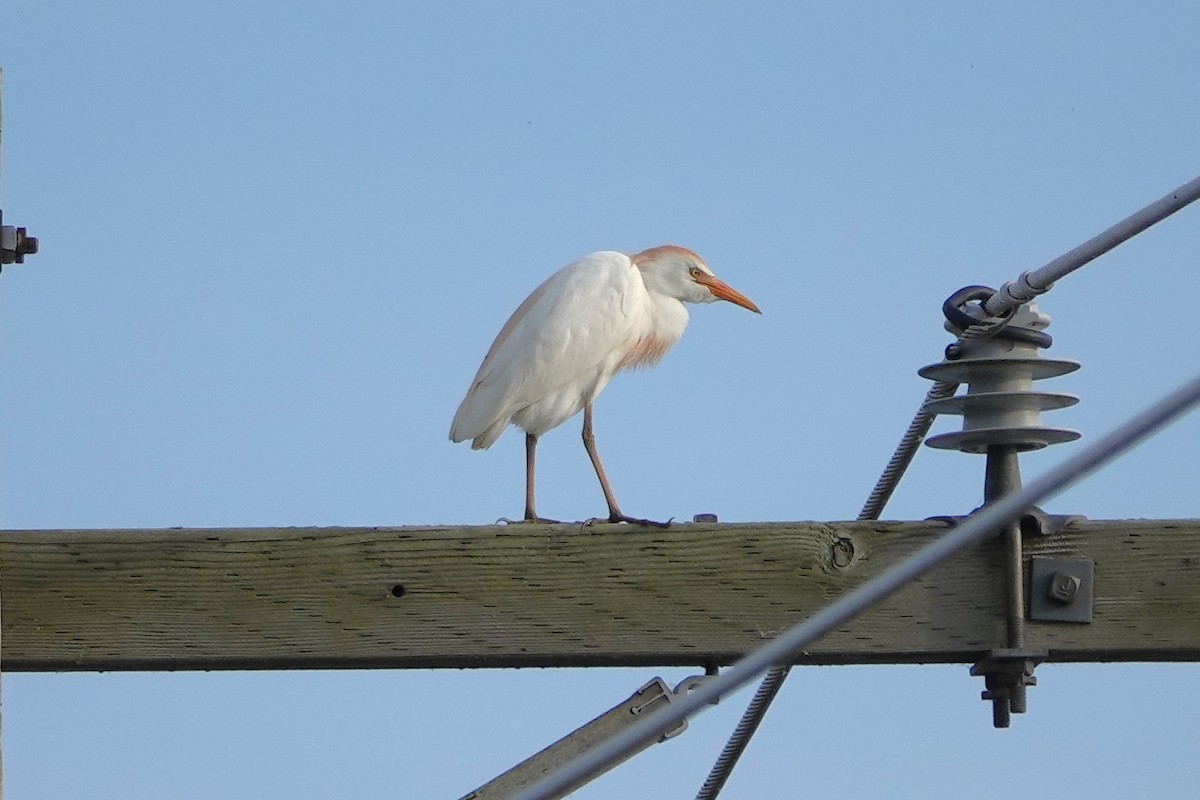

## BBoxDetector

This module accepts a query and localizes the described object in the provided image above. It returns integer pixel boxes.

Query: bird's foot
[496,515,564,525]
[597,513,674,528]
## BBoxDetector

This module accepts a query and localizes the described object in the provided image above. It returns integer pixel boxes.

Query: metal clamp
[928,507,1084,538]
[460,670,717,800]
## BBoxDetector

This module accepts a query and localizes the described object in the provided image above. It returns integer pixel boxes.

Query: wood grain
[1,520,1197,671]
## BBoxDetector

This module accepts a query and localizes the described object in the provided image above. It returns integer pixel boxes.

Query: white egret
[450,245,760,525]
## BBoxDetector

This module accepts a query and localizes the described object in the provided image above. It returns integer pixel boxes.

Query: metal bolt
[692,513,718,523]
[16,228,39,261]
[1,225,39,265]
[1047,571,1081,604]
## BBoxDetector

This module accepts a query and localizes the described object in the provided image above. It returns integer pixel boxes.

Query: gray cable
[512,371,1200,800]
[518,371,1200,796]
[695,319,1018,798]
[983,174,1200,317]
[693,663,792,800]
[695,378,958,799]
[694,174,1200,798]
[857,379,959,522]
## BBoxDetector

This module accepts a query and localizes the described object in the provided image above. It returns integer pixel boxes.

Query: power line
[696,377,959,799]
[982,174,1200,317]
[695,171,1200,798]
[511,371,1200,800]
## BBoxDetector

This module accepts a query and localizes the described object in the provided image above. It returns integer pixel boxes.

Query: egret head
[631,245,761,313]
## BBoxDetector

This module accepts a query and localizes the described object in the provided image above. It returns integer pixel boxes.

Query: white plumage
[451,245,760,524]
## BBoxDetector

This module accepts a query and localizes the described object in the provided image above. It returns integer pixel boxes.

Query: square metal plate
[1029,556,1094,623]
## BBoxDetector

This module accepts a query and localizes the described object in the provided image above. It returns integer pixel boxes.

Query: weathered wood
[0,520,1197,671]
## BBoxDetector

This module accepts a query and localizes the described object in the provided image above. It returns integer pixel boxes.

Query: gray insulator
[919,306,1079,453]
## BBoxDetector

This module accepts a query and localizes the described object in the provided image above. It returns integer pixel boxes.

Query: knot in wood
[831,537,856,569]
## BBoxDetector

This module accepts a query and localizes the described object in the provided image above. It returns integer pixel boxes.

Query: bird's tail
[450,397,508,450]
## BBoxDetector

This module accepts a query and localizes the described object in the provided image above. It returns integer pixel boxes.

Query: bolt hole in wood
[390,584,406,598]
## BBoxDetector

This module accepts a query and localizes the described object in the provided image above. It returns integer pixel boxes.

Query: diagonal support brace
[460,674,709,800]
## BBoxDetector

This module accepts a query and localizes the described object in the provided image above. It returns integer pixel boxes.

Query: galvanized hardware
[1020,508,1085,537]
[969,648,1048,729]
[928,508,1083,538]
[671,670,720,708]
[0,223,38,264]
[980,445,1036,726]
[628,678,687,737]
[1029,556,1094,623]
[460,673,710,799]
[1049,572,1080,602]
[922,292,1082,728]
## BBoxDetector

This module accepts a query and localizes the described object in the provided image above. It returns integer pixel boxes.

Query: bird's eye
[688,266,702,278]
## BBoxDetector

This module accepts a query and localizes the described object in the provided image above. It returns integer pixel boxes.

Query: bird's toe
[609,513,673,528]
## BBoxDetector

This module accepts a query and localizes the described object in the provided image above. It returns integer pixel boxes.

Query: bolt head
[1048,571,1081,603]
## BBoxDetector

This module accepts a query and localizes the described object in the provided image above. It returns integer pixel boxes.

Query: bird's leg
[580,403,622,517]
[521,433,562,524]
[581,403,671,528]
[524,433,541,522]
[525,432,537,521]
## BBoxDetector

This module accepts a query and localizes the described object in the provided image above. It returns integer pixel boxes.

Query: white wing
[450,251,649,449]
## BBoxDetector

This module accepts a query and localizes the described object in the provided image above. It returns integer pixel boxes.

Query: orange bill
[695,274,762,314]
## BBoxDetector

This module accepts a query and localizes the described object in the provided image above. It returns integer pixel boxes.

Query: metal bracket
[927,507,1084,537]
[1029,556,1094,623]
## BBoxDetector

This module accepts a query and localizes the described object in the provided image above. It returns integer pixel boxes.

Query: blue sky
[2,2,1198,798]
